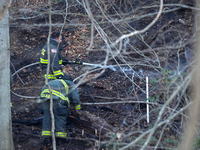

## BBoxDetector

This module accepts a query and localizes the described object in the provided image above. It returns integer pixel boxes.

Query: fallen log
[69,111,116,136]
[12,111,116,136]
[12,117,43,126]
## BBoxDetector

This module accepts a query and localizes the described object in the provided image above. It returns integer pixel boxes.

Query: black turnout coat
[40,38,64,79]
[38,79,80,138]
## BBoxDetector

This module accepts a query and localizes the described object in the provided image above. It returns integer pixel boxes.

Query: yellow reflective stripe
[53,70,64,76]
[40,58,48,64]
[43,74,55,77]
[42,131,51,136]
[41,89,70,106]
[60,79,69,94]
[51,90,66,100]
[10,102,13,107]
[52,90,66,100]
[40,58,62,65]
[74,105,81,110]
[41,89,50,98]
[43,74,57,79]
[41,49,46,55]
[64,97,70,107]
[40,93,50,99]
[60,79,70,107]
[55,132,67,137]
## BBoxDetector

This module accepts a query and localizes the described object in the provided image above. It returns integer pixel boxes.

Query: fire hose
[12,59,114,77]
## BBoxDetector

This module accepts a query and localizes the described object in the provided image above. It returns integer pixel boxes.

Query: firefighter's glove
[36,97,49,103]
[62,59,69,65]
[62,41,69,49]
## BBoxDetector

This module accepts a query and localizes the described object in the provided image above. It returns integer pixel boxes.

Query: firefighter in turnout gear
[37,79,81,140]
[40,31,73,81]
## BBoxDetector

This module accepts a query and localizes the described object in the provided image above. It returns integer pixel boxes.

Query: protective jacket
[40,38,64,80]
[38,79,81,138]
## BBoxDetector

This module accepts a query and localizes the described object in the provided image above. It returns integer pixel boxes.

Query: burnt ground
[9,0,194,150]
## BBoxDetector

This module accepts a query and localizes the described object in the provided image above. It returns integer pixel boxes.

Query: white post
[146,77,149,124]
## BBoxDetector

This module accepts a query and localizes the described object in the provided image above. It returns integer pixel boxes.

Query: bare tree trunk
[178,2,200,150]
[0,10,14,150]
[0,0,11,20]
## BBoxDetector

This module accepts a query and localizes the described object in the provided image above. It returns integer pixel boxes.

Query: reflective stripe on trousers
[41,131,67,138]
[55,132,67,138]
[42,131,51,136]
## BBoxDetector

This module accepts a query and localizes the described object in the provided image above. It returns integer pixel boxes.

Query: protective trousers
[40,99,68,138]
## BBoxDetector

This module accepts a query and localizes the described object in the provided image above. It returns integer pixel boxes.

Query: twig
[154,123,168,150]
[84,0,95,51]
[10,62,25,85]
[164,3,200,10]
[140,61,191,150]
[9,7,181,29]
[82,101,162,105]
[113,0,164,46]
[12,62,40,77]
[10,90,39,99]
[46,1,56,149]
[119,101,192,150]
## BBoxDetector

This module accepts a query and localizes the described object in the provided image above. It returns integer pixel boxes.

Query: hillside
[10,0,195,149]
